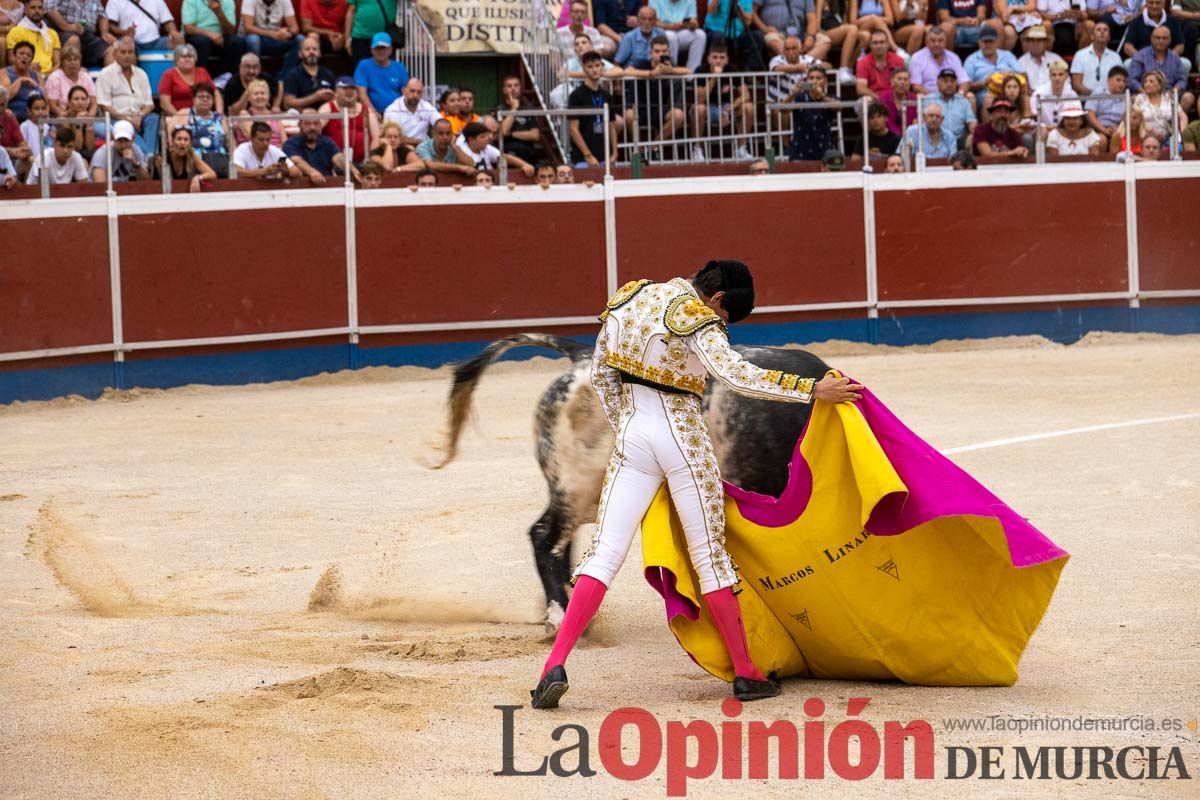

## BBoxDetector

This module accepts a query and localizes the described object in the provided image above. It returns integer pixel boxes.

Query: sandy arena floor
[1,332,1198,799]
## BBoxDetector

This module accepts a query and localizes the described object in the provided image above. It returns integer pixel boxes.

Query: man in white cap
[90,118,150,182]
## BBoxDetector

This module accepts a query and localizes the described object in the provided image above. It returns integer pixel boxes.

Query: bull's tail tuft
[430,334,590,469]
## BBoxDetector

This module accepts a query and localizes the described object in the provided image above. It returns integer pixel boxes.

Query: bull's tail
[431,334,590,469]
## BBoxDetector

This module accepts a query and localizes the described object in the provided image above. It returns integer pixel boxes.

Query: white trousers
[665,28,708,73]
[574,383,738,594]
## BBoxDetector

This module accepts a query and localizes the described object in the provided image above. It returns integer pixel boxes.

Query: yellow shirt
[7,25,61,76]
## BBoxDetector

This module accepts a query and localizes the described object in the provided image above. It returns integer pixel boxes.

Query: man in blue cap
[354,31,409,115]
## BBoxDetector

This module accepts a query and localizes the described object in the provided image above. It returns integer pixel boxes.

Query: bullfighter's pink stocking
[703,587,767,681]
[541,575,607,678]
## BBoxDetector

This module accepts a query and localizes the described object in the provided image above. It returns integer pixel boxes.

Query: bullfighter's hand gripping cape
[640,375,1069,686]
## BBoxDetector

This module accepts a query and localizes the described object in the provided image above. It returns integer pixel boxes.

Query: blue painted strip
[2,305,1197,405]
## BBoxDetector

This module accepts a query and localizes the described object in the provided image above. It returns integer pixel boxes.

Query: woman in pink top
[44,46,95,117]
[158,43,223,116]
[236,78,282,145]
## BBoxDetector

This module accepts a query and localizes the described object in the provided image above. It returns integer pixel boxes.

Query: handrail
[399,0,437,91]
[496,106,612,180]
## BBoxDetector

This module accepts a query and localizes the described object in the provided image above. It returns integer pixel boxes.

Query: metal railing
[765,97,867,165]
[400,0,437,92]
[496,106,612,181]
[28,115,110,197]
[1031,92,1132,163]
[522,0,568,162]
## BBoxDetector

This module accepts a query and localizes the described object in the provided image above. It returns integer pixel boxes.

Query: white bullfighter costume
[574,277,817,593]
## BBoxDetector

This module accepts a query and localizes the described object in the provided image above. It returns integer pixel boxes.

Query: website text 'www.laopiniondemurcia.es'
[494,698,1195,796]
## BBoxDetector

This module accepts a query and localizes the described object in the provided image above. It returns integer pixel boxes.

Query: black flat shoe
[733,674,782,701]
[530,665,569,709]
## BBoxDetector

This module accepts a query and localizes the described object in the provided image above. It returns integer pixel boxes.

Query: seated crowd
[2,0,1198,190]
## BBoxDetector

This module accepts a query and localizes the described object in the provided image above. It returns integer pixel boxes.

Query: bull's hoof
[543,602,565,637]
[530,665,569,709]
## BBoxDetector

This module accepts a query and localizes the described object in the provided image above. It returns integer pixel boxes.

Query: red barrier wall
[118,208,348,342]
[1135,176,1200,292]
[615,189,867,306]
[0,216,111,353]
[874,182,1129,300]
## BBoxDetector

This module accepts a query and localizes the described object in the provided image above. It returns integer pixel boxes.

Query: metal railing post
[160,123,171,193]
[915,93,926,172]
[603,102,611,180]
[1124,89,1132,159]
[1170,88,1180,161]
[341,105,351,182]
[860,95,868,163]
[105,113,113,194]
[39,122,49,198]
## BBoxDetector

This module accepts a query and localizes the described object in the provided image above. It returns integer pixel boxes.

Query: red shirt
[324,99,367,160]
[300,0,348,30]
[1,110,22,148]
[855,52,907,97]
[158,67,215,111]
[972,122,1023,154]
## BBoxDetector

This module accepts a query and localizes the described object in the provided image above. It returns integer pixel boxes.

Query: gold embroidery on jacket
[664,296,726,336]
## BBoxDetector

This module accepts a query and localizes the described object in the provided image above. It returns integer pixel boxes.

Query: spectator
[233,119,299,177]
[890,0,928,54]
[283,109,351,182]
[60,84,95,155]
[383,78,438,145]
[908,26,968,94]
[242,0,304,75]
[8,0,60,75]
[283,34,335,111]
[615,6,666,70]
[103,0,184,52]
[1070,20,1122,96]
[748,155,770,173]
[1139,133,1162,158]
[320,74,375,160]
[856,29,905,100]
[622,35,689,152]
[1181,117,1200,151]
[450,86,482,133]
[756,0,835,61]
[997,0,1043,50]
[690,43,753,161]
[936,0,1003,50]
[884,150,904,170]
[1046,101,1102,153]
[1128,26,1194,113]
[964,26,1020,104]
[456,119,533,177]
[19,91,51,152]
[812,0,860,83]
[594,0,642,56]
[1091,0,1142,45]
[0,143,18,187]
[158,43,219,116]
[555,163,574,182]
[236,77,281,143]
[0,86,33,176]
[926,67,977,146]
[413,167,436,187]
[567,50,619,166]
[44,0,109,69]
[225,52,279,115]
[949,148,977,167]
[864,100,901,154]
[534,159,555,188]
[299,0,347,54]
[354,31,406,114]
[767,34,824,131]
[560,0,613,57]
[1121,0,1186,61]
[184,81,226,175]
[879,65,917,134]
[89,118,148,181]
[850,0,900,52]
[1086,64,1127,149]
[786,67,837,160]
[904,100,955,156]
[982,72,1034,132]
[343,0,394,64]
[563,31,626,79]
[1178,0,1200,65]
[181,0,245,74]
[1107,106,1145,153]
[163,124,215,189]
[95,37,157,152]
[368,119,420,171]
[650,0,705,70]
[44,44,95,116]
[495,74,540,164]
[1038,0,1088,54]
[972,97,1029,155]
[1031,58,1077,133]
[1016,26,1064,93]
[1132,69,1188,141]
[27,122,87,181]
[700,0,767,71]
[436,87,461,131]
[820,146,845,169]
[472,169,493,187]
[1,40,44,121]
[416,116,474,177]
[356,158,382,186]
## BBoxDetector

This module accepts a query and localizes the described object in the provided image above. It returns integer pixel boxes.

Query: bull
[434,333,831,630]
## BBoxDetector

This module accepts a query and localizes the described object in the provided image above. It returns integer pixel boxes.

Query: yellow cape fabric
[640,399,1067,687]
